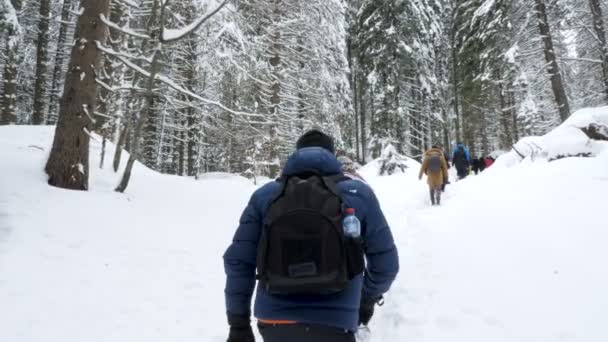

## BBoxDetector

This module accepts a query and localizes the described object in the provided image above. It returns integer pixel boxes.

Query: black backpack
[256,172,365,295]
[454,146,466,164]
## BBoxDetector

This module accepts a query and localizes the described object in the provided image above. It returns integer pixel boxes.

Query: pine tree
[45,0,111,190]
[533,0,570,122]
[31,0,51,124]
[47,0,75,125]
[0,0,21,125]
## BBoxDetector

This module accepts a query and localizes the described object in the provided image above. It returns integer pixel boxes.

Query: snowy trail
[1,126,608,342]
[362,157,608,342]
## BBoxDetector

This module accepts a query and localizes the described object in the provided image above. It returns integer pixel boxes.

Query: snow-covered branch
[160,0,228,44]
[100,14,150,39]
[96,41,263,119]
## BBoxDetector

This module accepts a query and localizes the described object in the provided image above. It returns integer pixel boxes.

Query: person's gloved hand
[227,314,255,342]
[359,296,381,326]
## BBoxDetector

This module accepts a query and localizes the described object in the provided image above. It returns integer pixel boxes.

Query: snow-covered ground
[1,109,607,341]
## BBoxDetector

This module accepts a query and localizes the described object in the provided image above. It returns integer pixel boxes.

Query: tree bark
[116,0,164,193]
[113,119,130,172]
[533,0,570,122]
[588,0,608,102]
[45,0,111,190]
[0,0,22,125]
[359,78,367,163]
[31,0,52,125]
[186,48,201,177]
[47,0,74,125]
[451,11,461,143]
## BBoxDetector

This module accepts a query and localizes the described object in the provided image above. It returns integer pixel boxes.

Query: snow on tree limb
[95,41,263,119]
[99,14,150,39]
[0,0,21,35]
[160,0,228,44]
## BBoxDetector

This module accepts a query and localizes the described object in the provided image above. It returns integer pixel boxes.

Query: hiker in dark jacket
[224,130,399,342]
[471,157,481,175]
[479,157,486,172]
[451,143,471,180]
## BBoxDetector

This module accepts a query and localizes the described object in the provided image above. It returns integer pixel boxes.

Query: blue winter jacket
[223,147,399,332]
[452,144,471,163]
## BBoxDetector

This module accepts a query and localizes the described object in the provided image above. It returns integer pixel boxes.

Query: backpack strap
[269,172,350,208]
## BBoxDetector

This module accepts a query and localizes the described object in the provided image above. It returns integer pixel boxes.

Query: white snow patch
[499,106,608,165]
[1,123,607,342]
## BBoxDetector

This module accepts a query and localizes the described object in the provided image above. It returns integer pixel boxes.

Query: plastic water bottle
[343,208,361,238]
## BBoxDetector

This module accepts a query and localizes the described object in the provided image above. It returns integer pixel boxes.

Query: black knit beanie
[296,130,335,154]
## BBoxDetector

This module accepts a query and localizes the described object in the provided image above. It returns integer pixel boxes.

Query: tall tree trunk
[31,0,52,125]
[47,0,74,125]
[115,52,162,192]
[0,0,22,125]
[359,81,367,163]
[116,0,164,193]
[451,12,461,142]
[588,0,608,101]
[265,0,282,176]
[113,117,130,172]
[509,91,519,142]
[186,51,201,177]
[45,0,111,190]
[178,124,186,176]
[497,77,512,149]
[533,0,570,122]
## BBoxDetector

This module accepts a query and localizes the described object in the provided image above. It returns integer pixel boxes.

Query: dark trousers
[258,323,355,342]
[429,186,442,205]
[457,167,468,180]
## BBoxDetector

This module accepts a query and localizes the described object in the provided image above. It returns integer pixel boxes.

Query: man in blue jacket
[224,130,399,342]
[452,142,471,180]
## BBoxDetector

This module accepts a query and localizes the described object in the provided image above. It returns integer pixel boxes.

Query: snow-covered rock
[498,106,608,166]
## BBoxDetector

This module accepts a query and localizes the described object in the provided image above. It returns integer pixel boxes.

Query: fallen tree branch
[512,145,525,159]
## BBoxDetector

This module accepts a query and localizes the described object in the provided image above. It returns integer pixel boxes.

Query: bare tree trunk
[359,77,367,163]
[113,120,130,172]
[116,0,164,193]
[509,91,519,141]
[533,0,570,122]
[45,0,111,190]
[265,0,282,176]
[31,0,51,125]
[178,125,186,176]
[187,68,202,177]
[115,50,162,192]
[497,77,512,149]
[451,29,462,143]
[100,136,106,169]
[95,1,121,132]
[588,0,608,102]
[0,0,22,125]
[47,0,74,125]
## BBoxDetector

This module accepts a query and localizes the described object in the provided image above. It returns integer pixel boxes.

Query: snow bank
[0,126,255,342]
[2,125,607,342]
[499,106,608,167]
[370,144,608,342]
[361,145,421,177]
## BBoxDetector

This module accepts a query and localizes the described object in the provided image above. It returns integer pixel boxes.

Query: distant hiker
[224,130,399,342]
[471,157,481,175]
[452,143,471,180]
[484,156,495,168]
[337,155,366,183]
[479,157,486,172]
[419,146,449,206]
